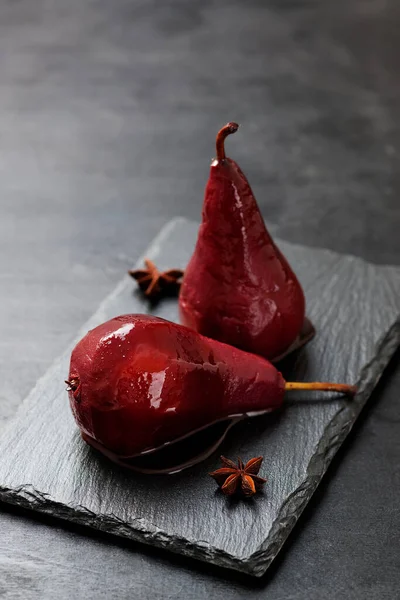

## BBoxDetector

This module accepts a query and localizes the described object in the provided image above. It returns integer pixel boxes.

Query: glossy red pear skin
[179,158,306,360]
[67,315,285,457]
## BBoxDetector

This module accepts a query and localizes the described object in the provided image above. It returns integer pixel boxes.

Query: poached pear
[179,122,307,361]
[66,314,355,468]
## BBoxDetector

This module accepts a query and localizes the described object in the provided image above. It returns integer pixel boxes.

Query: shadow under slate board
[0,218,399,577]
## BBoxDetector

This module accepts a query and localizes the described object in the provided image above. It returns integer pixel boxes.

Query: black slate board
[0,218,399,577]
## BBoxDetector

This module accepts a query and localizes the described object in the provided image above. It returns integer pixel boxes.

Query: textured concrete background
[0,1,399,598]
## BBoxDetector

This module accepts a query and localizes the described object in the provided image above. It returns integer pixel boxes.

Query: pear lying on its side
[66,314,285,459]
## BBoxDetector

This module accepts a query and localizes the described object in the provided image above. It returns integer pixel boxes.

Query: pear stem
[216,122,239,161]
[285,382,357,396]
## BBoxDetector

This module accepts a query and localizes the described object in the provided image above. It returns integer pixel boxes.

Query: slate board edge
[248,317,400,576]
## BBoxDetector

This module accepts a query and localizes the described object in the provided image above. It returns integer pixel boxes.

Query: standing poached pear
[179,123,306,361]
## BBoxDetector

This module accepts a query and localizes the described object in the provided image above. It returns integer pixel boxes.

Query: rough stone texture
[0,218,399,577]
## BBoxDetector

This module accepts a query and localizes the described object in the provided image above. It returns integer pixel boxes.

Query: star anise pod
[129,258,184,300]
[209,455,267,497]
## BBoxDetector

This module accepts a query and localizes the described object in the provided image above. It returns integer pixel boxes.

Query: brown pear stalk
[285,382,356,395]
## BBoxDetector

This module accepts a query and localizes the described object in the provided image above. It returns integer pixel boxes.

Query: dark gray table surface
[0,1,399,598]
